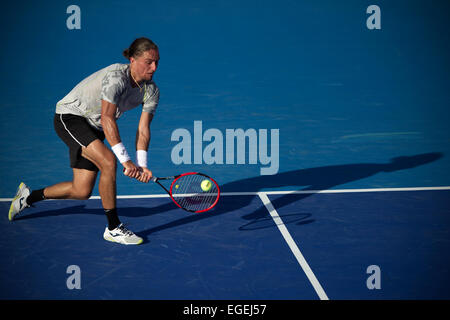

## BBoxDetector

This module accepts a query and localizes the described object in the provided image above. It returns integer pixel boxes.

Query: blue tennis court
[1,0,449,302]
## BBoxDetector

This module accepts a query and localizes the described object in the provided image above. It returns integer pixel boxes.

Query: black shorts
[54,113,105,172]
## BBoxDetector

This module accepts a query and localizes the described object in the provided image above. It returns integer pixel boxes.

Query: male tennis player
[8,37,160,245]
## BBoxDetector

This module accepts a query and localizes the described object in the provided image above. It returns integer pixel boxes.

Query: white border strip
[258,192,329,300]
[223,186,450,196]
[0,186,449,202]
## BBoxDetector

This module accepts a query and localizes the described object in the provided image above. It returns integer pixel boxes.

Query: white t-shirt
[56,63,159,130]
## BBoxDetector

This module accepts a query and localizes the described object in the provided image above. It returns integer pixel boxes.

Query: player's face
[131,49,159,82]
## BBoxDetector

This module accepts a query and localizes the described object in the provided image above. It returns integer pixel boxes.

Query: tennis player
[8,37,160,245]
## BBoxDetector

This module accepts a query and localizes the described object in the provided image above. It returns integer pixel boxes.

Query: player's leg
[79,139,117,210]
[80,139,143,245]
[8,169,97,221]
[10,114,101,216]
[41,168,98,200]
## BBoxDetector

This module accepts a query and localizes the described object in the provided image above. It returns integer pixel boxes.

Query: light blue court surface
[0,0,449,300]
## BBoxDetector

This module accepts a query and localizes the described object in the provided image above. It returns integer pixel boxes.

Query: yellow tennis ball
[201,179,212,192]
[175,184,179,189]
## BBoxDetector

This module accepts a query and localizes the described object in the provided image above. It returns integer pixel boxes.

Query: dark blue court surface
[1,189,449,299]
[1,0,450,301]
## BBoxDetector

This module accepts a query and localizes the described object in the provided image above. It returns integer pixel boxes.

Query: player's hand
[137,167,153,183]
[122,161,142,179]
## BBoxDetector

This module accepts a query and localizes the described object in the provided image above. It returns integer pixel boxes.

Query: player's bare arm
[101,99,140,179]
[135,111,154,183]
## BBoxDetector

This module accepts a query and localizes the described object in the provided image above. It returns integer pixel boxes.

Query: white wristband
[136,150,147,167]
[111,142,131,164]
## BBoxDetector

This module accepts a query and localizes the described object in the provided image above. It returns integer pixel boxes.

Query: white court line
[1,185,449,202]
[220,185,450,196]
[258,192,329,300]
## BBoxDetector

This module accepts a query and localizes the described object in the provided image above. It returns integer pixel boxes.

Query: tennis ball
[175,184,179,189]
[201,179,212,192]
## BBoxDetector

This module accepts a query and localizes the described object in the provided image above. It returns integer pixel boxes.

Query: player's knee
[99,152,117,174]
[71,188,92,200]
[78,190,92,200]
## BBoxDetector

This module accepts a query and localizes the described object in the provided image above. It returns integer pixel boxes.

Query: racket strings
[171,174,218,212]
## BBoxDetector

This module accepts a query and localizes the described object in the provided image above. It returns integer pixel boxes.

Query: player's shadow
[137,152,443,237]
[17,152,443,238]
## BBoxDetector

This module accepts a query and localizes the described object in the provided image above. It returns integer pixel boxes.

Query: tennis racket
[124,169,220,213]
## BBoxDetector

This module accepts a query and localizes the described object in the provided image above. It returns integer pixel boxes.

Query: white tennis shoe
[8,182,31,221]
[103,223,143,245]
